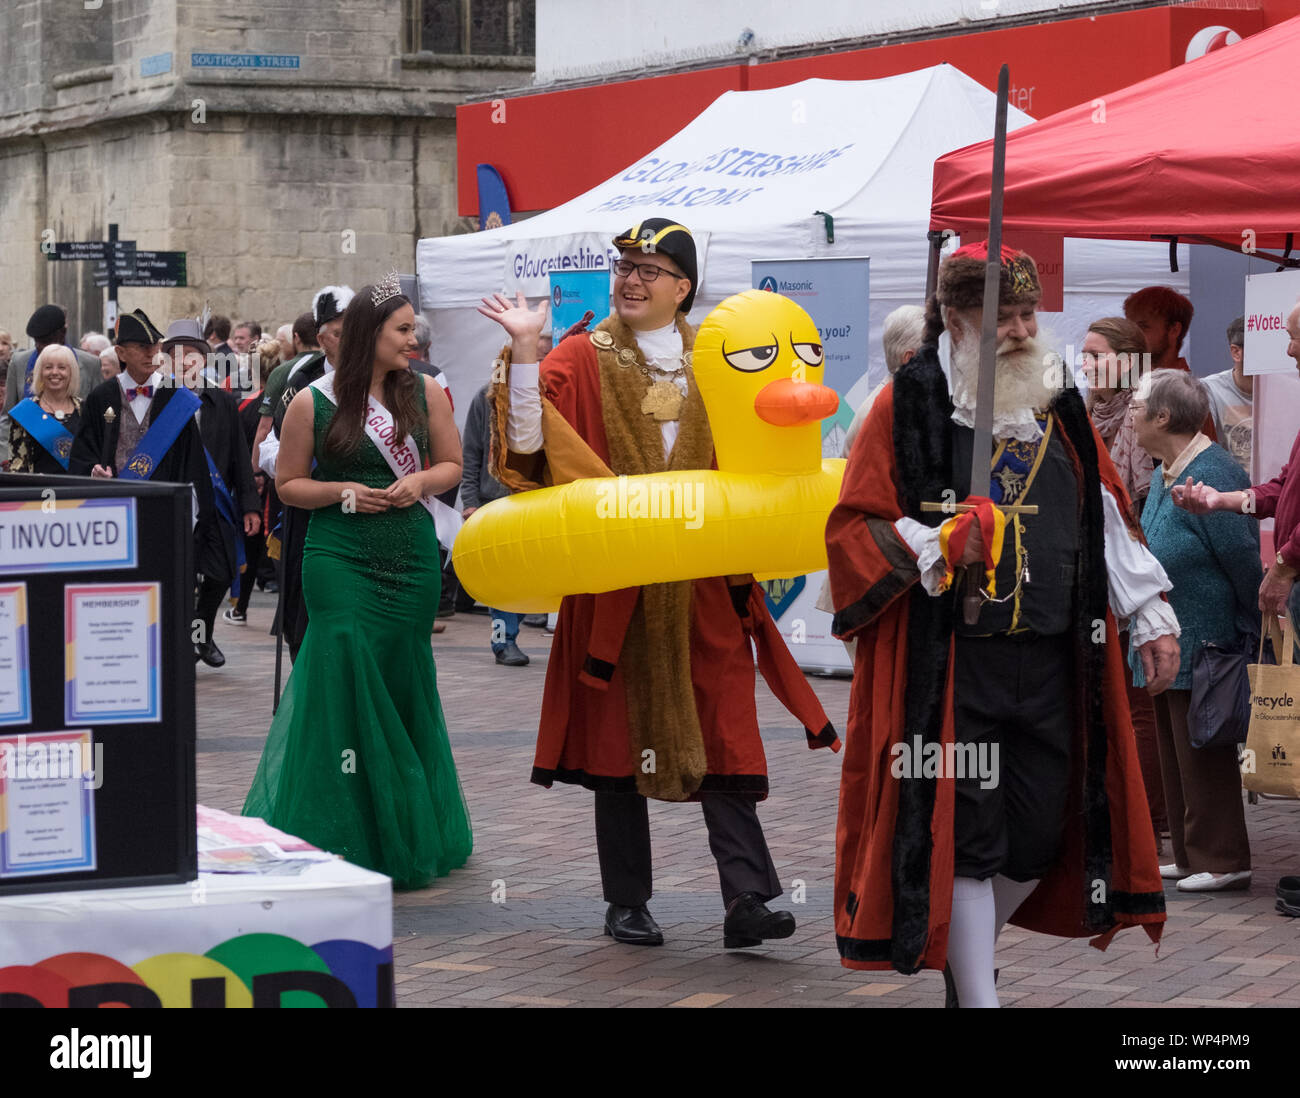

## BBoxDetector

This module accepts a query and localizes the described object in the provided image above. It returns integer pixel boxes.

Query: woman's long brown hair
[323,288,426,460]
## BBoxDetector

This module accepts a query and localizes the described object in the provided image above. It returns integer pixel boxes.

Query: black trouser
[952,631,1073,882]
[594,790,782,908]
[234,527,266,615]
[195,575,228,648]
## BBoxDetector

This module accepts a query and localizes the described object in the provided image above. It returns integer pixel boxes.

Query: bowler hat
[160,318,210,355]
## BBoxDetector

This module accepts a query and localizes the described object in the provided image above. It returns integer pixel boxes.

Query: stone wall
[0,0,531,343]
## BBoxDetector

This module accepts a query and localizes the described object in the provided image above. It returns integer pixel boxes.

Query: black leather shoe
[494,642,529,667]
[603,904,663,946]
[722,892,796,948]
[196,640,226,668]
[1276,875,1300,906]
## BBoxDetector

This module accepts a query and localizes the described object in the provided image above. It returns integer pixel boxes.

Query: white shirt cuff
[1102,485,1172,617]
[1129,595,1181,648]
[896,516,946,596]
[506,362,543,454]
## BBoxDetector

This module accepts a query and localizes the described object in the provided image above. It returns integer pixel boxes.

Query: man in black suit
[70,309,219,663]
[161,320,261,667]
[70,309,209,489]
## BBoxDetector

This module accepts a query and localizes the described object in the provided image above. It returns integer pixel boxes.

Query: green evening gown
[243,386,473,889]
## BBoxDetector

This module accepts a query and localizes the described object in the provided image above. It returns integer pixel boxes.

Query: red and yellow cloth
[937,496,1006,596]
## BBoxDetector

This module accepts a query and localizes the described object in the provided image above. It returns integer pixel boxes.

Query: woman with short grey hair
[1129,368,1259,892]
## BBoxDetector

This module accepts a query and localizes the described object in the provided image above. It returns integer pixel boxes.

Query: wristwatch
[1278,551,1298,577]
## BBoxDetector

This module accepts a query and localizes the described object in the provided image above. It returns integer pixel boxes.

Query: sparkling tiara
[371,270,403,308]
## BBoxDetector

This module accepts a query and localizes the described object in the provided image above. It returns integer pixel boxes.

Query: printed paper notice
[65,583,161,724]
[0,584,31,725]
[0,730,97,877]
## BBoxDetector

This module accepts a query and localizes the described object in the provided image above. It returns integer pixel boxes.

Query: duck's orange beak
[754,378,840,426]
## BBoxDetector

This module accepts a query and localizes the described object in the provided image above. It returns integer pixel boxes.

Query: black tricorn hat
[612,218,698,314]
[114,308,164,346]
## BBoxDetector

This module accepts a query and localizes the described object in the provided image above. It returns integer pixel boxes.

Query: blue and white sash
[8,398,74,469]
[118,387,202,480]
[309,373,462,549]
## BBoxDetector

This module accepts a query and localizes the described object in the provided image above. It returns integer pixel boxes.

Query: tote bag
[1243,615,1300,797]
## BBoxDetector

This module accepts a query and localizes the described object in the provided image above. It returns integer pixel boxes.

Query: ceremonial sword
[921,65,1036,626]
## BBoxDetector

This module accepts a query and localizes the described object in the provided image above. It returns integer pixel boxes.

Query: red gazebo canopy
[930,16,1300,257]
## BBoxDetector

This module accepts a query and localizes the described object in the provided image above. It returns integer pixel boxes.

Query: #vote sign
[1243,269,1300,376]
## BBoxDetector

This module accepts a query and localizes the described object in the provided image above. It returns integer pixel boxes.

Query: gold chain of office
[590,329,692,422]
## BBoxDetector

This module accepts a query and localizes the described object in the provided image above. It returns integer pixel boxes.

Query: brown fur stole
[593,313,712,801]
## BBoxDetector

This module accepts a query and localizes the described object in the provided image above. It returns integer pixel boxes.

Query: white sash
[310,373,463,549]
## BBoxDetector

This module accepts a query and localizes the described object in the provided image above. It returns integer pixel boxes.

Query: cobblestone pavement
[199,591,1300,1009]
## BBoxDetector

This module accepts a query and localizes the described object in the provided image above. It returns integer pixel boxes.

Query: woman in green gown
[244,279,472,889]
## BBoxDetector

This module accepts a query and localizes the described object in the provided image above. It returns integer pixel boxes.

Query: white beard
[947,327,1061,441]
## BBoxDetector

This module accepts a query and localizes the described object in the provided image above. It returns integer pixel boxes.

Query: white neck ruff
[631,320,684,372]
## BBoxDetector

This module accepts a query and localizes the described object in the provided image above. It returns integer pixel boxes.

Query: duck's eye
[792,341,824,367]
[723,342,779,372]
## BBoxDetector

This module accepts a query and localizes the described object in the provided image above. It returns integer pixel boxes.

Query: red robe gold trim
[826,360,1165,973]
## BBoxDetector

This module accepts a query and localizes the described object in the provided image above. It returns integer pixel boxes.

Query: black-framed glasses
[613,259,684,282]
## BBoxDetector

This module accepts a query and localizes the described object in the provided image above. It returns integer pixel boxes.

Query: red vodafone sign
[1184,24,1243,62]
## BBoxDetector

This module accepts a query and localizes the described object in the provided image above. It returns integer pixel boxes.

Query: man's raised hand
[476,291,549,360]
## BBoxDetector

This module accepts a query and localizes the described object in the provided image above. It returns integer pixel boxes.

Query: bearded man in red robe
[826,242,1177,1006]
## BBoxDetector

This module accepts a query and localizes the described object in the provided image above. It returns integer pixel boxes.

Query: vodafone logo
[1185,25,1242,63]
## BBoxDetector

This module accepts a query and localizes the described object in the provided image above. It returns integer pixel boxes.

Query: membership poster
[64,583,162,724]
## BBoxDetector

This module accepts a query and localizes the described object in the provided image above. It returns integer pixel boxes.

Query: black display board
[0,475,196,896]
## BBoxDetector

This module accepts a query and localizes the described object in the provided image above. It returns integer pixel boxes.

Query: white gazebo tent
[417,64,1187,425]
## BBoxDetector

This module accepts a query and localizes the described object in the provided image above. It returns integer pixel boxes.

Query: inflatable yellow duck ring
[453,289,846,612]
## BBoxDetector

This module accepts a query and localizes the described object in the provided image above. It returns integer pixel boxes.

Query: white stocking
[992,874,1039,940]
[948,876,999,1008]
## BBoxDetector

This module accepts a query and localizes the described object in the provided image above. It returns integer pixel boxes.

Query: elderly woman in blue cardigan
[1129,369,1260,893]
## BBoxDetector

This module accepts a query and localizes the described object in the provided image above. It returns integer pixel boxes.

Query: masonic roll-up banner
[751,256,871,675]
